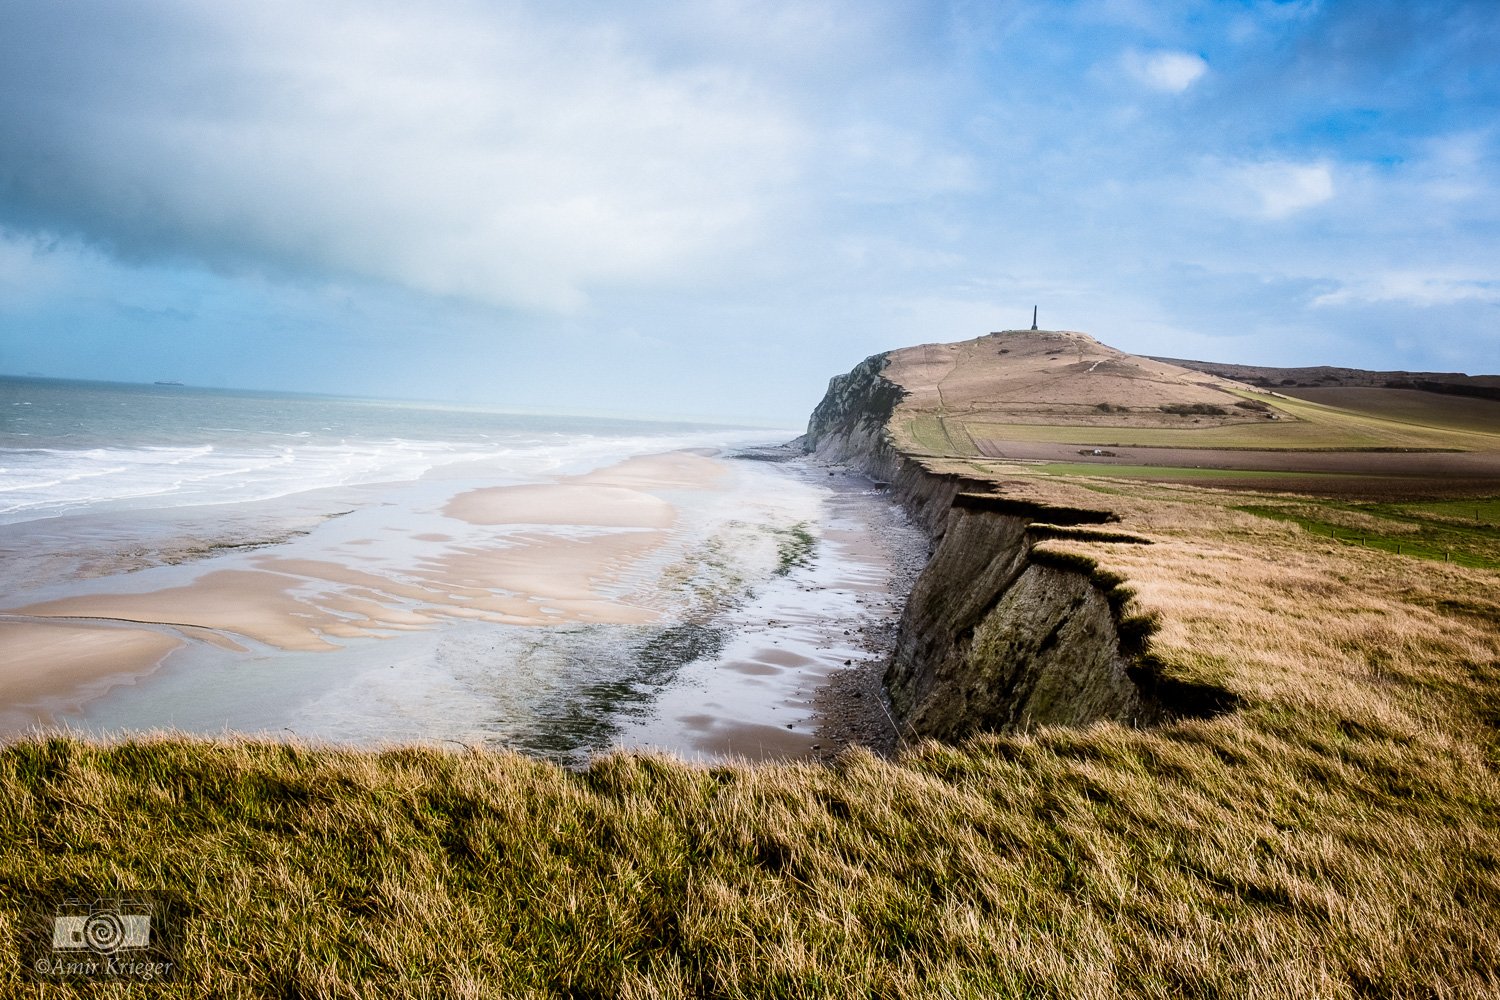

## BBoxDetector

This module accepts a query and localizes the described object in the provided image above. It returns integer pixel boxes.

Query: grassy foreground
[4,475,1500,998]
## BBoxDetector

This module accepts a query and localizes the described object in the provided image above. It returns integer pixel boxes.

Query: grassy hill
[1152,355,1500,401]
[885,330,1500,493]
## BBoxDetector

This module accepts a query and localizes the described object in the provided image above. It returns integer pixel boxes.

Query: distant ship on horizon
[153,380,185,386]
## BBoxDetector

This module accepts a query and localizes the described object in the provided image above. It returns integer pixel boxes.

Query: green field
[1236,496,1500,570]
[1393,496,1500,525]
[902,414,977,455]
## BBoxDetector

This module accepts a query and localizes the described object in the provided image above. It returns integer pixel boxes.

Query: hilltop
[863,328,1500,495]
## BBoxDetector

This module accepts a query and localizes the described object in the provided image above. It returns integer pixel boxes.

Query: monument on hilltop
[1030,306,1038,331]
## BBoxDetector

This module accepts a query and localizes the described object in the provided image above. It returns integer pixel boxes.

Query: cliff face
[799,352,968,533]
[884,494,1158,739]
[800,353,1208,741]
[800,352,905,480]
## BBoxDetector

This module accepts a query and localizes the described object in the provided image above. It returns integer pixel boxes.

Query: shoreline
[604,455,927,764]
[0,618,184,734]
[0,447,925,765]
[0,451,727,739]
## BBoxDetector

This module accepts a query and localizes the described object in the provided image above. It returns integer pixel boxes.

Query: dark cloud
[0,1,815,311]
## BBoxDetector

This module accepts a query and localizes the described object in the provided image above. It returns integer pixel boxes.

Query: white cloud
[1233,160,1336,218]
[1123,49,1208,93]
[1312,273,1500,308]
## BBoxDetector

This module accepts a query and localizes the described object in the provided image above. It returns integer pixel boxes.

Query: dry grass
[3,471,1500,997]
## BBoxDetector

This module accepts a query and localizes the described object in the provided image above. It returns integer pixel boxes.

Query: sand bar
[2,450,722,733]
[0,620,183,735]
[444,483,675,528]
[573,450,728,490]
[13,569,349,653]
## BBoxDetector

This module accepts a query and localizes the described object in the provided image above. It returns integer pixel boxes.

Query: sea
[0,377,921,763]
[0,376,770,526]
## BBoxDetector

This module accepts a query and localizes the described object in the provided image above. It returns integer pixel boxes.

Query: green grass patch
[903,415,978,456]
[1386,497,1500,526]
[1236,500,1500,570]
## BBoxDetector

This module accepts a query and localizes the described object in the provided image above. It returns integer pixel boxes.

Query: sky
[0,0,1496,424]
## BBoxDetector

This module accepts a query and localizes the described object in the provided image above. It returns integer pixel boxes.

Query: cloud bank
[0,1,815,311]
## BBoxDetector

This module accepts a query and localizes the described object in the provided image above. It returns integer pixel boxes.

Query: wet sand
[606,461,926,764]
[0,620,183,732]
[0,452,722,737]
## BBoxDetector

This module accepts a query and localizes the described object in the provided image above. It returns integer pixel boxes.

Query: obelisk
[1030,306,1038,331]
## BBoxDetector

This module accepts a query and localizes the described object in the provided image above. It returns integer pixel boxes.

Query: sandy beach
[0,620,183,732]
[0,448,923,762]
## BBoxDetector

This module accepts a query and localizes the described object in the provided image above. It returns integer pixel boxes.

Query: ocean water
[0,376,768,525]
[0,377,921,763]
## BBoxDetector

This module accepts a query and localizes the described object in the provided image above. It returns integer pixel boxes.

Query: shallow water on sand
[6,446,923,765]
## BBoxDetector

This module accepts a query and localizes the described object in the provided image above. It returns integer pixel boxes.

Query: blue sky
[0,0,1496,423]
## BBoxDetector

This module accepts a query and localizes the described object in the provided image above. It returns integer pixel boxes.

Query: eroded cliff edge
[797,353,969,534]
[800,352,1222,743]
